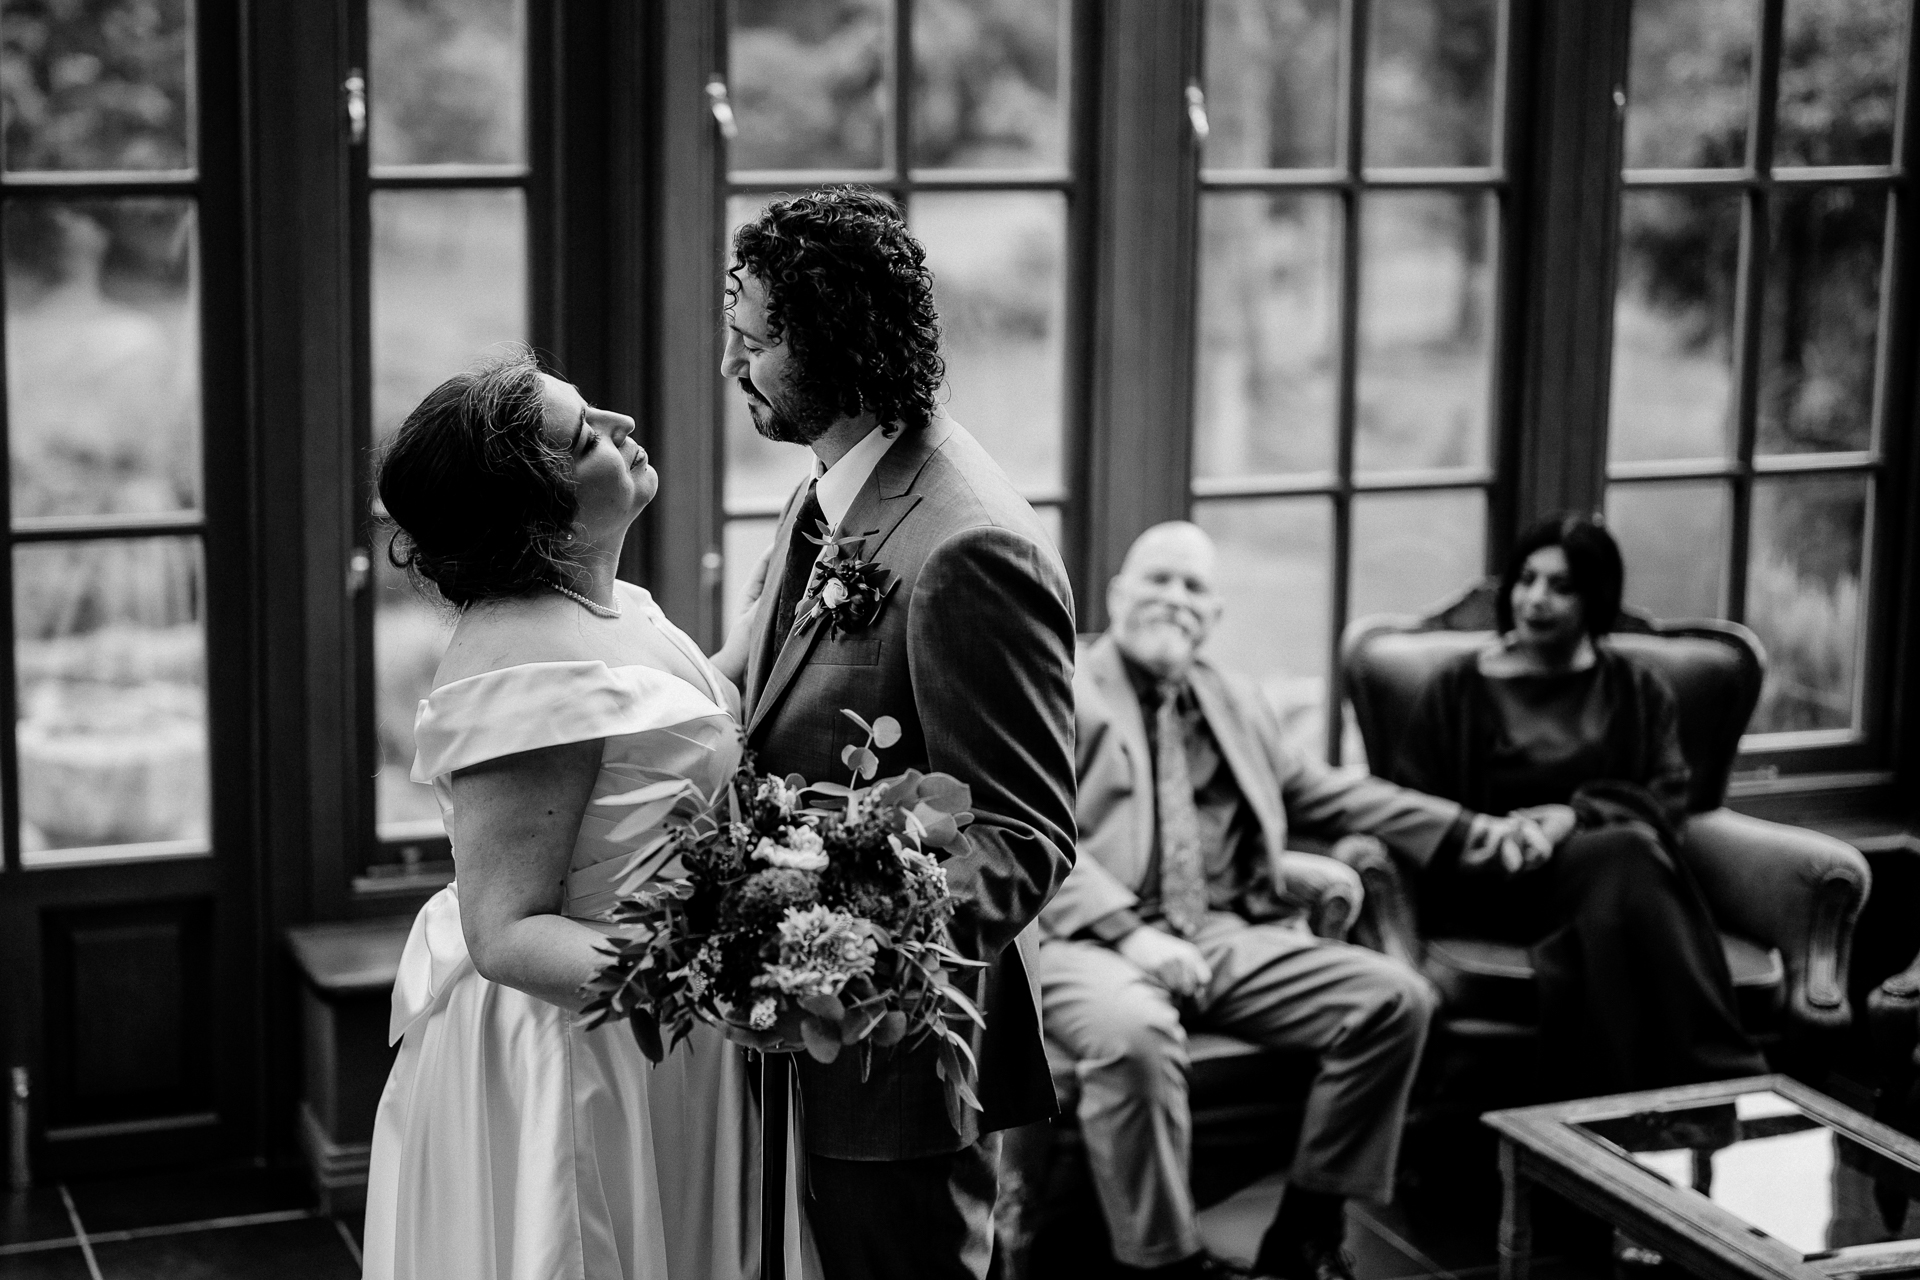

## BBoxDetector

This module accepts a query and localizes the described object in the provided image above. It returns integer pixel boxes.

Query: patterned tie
[772,481,826,635]
[1155,680,1208,938]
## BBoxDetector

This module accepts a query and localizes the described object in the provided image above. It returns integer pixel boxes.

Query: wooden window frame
[1603,0,1920,790]
[1186,0,1528,763]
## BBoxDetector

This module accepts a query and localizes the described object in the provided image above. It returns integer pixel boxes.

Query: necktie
[1154,680,1208,938]
[772,482,826,635]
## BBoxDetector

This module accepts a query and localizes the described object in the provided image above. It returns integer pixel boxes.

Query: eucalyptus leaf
[798,993,846,1022]
[870,716,901,748]
[801,1016,843,1063]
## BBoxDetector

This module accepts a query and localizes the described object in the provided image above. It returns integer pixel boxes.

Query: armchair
[1336,581,1869,1117]
[994,840,1369,1279]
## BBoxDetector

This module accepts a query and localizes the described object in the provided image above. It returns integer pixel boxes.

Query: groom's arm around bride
[726,187,1076,1280]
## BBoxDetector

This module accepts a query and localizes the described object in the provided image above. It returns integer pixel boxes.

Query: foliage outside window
[1,0,210,864]
[1605,0,1908,747]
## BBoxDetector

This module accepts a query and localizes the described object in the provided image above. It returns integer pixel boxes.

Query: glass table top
[1574,1090,1920,1258]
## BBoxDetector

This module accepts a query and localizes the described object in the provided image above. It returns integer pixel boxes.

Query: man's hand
[1116,926,1213,998]
[1463,812,1556,875]
[1512,803,1578,849]
[707,541,775,685]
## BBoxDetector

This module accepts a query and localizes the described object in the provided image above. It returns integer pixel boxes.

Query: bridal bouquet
[579,711,987,1117]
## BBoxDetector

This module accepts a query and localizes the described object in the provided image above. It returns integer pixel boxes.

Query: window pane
[15,537,206,860]
[1758,187,1885,456]
[1623,0,1756,169]
[370,0,526,167]
[1,0,192,171]
[1203,0,1340,169]
[729,0,889,172]
[724,517,778,626]
[5,198,201,519]
[1609,190,1741,463]
[1356,191,1494,473]
[1775,0,1906,169]
[371,188,523,837]
[1606,480,1732,619]
[913,191,1064,493]
[1748,475,1867,733]
[1193,497,1332,749]
[724,195,814,514]
[370,189,526,443]
[1195,193,1340,479]
[374,553,453,839]
[1364,0,1500,169]
[1351,489,1485,619]
[912,0,1065,170]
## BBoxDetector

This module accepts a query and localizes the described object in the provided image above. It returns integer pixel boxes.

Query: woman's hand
[708,540,774,685]
[1513,803,1578,849]
[1462,812,1556,875]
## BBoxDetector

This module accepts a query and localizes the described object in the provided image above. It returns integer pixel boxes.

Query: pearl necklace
[546,581,622,619]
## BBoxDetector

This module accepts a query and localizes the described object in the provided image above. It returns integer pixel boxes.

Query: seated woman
[1394,513,1766,1098]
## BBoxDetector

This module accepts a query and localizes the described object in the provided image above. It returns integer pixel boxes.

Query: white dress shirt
[813,424,899,533]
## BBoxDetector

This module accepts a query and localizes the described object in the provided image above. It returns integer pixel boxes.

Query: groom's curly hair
[728,187,945,435]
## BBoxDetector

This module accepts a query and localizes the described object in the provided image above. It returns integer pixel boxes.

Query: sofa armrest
[1276,849,1364,941]
[1328,834,1423,970]
[1684,807,1869,1031]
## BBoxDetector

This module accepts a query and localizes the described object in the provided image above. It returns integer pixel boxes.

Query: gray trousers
[1038,912,1435,1268]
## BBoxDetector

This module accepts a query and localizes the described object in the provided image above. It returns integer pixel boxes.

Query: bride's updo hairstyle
[376,346,582,607]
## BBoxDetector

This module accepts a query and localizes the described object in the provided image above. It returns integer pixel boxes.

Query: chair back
[1341,580,1765,812]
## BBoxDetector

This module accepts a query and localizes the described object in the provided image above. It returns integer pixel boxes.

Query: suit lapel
[1087,635,1156,879]
[744,418,951,740]
[1192,664,1289,857]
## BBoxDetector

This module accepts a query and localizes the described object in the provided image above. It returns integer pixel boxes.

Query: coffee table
[1484,1075,1920,1280]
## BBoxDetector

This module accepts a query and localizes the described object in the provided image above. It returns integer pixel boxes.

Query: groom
[727,188,1077,1279]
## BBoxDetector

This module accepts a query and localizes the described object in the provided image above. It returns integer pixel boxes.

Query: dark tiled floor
[64,1166,313,1234]
[0,1152,1612,1280]
[0,1164,358,1280]
[90,1219,358,1280]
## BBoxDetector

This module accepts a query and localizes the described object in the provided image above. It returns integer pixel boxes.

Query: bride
[360,348,793,1279]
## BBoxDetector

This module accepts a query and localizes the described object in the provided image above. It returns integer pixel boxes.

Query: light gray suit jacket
[744,416,1077,1161]
[1041,634,1460,940]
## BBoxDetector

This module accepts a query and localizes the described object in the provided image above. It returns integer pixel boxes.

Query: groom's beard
[739,376,836,446]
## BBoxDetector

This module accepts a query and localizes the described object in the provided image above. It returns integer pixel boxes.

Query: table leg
[1498,1138,1533,1280]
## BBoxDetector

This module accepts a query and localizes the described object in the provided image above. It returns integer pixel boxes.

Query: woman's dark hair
[1496,513,1626,637]
[728,186,944,434]
[375,347,582,607]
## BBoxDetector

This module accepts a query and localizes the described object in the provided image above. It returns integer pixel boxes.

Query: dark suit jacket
[1042,634,1461,939]
[743,416,1077,1161]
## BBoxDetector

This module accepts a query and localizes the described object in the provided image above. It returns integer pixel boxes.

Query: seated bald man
[1041,522,1472,1280]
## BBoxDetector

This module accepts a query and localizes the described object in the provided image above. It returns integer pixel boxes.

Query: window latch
[1185,83,1210,146]
[345,69,368,147]
[706,75,739,142]
[348,546,372,597]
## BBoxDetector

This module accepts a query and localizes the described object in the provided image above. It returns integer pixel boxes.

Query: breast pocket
[814,634,883,667]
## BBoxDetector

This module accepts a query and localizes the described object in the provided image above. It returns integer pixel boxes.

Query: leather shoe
[1254,1237,1358,1280]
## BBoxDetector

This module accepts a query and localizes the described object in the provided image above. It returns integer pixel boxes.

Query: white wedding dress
[362,586,804,1280]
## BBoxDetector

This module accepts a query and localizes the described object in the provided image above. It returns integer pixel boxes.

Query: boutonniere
[794,527,897,636]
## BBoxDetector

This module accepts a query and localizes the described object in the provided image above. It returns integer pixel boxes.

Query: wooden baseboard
[298,1101,370,1190]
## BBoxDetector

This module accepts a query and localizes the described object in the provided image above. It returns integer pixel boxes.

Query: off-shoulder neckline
[424,658,729,722]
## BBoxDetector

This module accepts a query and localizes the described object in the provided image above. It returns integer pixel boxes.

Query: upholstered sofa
[1334,582,1871,1119]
